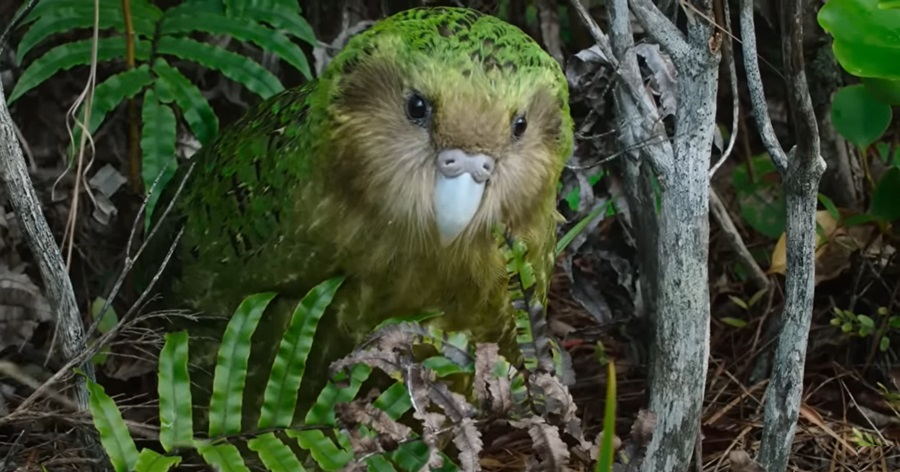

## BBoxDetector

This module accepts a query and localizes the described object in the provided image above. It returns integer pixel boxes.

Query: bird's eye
[406,92,430,125]
[512,115,528,139]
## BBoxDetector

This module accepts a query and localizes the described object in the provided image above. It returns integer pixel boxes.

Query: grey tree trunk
[739,0,826,469]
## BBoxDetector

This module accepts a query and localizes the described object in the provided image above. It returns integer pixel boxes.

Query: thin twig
[709,0,739,178]
[709,190,769,290]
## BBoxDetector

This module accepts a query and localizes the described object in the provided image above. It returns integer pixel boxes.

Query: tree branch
[747,0,826,469]
[629,0,691,63]
[738,0,788,172]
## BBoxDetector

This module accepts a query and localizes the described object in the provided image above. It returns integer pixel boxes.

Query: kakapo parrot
[167,7,573,414]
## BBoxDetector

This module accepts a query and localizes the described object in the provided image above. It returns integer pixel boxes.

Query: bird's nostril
[483,164,491,171]
[446,159,455,165]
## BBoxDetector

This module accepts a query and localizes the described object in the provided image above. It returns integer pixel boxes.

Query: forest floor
[1,1,899,471]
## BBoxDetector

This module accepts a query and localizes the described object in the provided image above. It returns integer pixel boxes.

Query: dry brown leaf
[769,210,871,284]
[728,450,765,472]
[510,416,570,472]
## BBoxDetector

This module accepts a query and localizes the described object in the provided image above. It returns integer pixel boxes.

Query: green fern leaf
[244,5,316,47]
[196,442,251,472]
[9,38,149,103]
[224,0,246,18]
[258,276,344,430]
[22,0,161,25]
[16,7,155,63]
[134,449,182,472]
[156,36,283,99]
[141,88,178,225]
[208,292,277,438]
[288,365,370,470]
[287,430,352,471]
[157,331,194,453]
[85,378,139,472]
[161,13,312,79]
[83,65,154,135]
[247,432,306,472]
[373,382,412,420]
[367,456,399,472]
[152,59,218,145]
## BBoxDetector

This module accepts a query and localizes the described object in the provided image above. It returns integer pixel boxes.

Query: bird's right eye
[406,92,430,125]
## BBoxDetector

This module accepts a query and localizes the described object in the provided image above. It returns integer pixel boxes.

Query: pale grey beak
[433,149,495,245]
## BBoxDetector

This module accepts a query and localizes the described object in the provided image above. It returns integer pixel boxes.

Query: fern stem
[121,0,141,193]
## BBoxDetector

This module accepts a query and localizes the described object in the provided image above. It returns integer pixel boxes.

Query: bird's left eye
[512,115,528,139]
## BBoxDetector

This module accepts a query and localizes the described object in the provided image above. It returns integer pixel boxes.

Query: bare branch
[709,0,739,178]
[629,0,691,63]
[0,77,94,407]
[567,0,617,68]
[754,0,826,470]
[709,190,769,290]
[738,0,788,172]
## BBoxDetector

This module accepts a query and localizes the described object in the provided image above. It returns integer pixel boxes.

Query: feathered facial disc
[326,7,573,247]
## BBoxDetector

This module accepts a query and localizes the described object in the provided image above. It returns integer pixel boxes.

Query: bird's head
[319,7,573,248]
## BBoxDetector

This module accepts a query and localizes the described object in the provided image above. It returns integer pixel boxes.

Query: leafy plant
[11,0,315,220]
[830,306,900,351]
[84,235,632,471]
[731,153,785,239]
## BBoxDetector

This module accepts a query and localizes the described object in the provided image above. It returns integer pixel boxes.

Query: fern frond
[157,331,193,452]
[156,36,283,99]
[85,378,139,472]
[247,433,307,472]
[208,292,277,438]
[16,6,154,63]
[196,442,251,472]
[134,449,182,472]
[9,37,149,103]
[84,65,154,134]
[152,59,218,145]
[21,0,161,26]
[244,4,316,47]
[161,13,311,79]
[141,89,178,224]
[258,277,344,429]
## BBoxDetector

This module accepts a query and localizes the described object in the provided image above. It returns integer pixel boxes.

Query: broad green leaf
[152,59,218,145]
[158,331,193,452]
[880,0,900,8]
[373,382,412,420]
[863,78,900,105]
[156,36,283,99]
[225,0,246,17]
[134,449,181,472]
[85,379,139,472]
[196,442,250,472]
[818,0,900,80]
[141,89,178,226]
[731,154,785,238]
[871,167,900,221]
[596,361,616,472]
[208,292,277,438]
[90,297,118,333]
[245,5,317,46]
[818,193,841,221]
[247,432,306,472]
[258,277,344,429]
[83,65,155,136]
[367,456,398,472]
[162,13,312,79]
[831,85,892,147]
[9,38,149,103]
